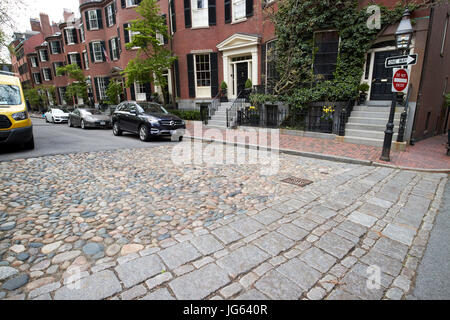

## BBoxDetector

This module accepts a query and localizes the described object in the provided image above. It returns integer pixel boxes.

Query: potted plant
[357,83,370,105]
[220,81,228,102]
[243,79,253,101]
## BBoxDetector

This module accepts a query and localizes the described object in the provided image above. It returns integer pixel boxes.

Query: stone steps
[344,104,403,147]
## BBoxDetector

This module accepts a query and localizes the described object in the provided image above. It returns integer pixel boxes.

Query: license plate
[100,121,106,125]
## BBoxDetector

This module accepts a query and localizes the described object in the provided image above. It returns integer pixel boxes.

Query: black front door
[370,50,401,100]
[236,62,248,96]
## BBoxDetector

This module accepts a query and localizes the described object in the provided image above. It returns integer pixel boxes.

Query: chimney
[30,18,41,32]
[63,9,75,23]
[39,13,53,38]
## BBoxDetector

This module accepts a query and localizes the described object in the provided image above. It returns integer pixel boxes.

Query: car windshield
[0,84,22,106]
[52,109,64,114]
[81,109,102,115]
[137,103,168,114]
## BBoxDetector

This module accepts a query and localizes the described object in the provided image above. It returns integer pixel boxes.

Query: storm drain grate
[281,177,313,188]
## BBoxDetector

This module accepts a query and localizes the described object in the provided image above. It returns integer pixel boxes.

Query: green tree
[56,64,88,105]
[122,0,177,105]
[106,79,123,105]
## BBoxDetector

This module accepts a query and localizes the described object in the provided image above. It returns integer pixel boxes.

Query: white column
[251,49,259,85]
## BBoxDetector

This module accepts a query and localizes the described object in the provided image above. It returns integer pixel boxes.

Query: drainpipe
[410,6,435,145]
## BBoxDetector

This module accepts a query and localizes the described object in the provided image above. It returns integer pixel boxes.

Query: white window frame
[30,56,38,68]
[441,15,449,57]
[111,39,118,60]
[88,10,99,30]
[39,50,48,62]
[232,0,246,23]
[92,42,103,62]
[43,68,51,81]
[50,41,60,54]
[83,51,89,70]
[68,53,78,65]
[107,5,114,27]
[126,0,138,7]
[33,73,41,84]
[194,54,211,87]
[97,78,107,100]
[65,28,75,45]
[80,24,86,42]
[54,62,64,76]
[191,0,209,28]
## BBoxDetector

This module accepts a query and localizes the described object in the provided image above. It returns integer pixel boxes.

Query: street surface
[0,137,447,300]
[0,118,175,162]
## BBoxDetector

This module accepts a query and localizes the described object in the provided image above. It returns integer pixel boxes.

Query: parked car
[45,108,70,123]
[112,101,186,142]
[0,71,34,149]
[68,108,112,129]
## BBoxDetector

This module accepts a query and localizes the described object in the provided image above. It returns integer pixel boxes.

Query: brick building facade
[9,0,450,142]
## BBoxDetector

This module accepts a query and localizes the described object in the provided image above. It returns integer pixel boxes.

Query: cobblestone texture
[0,144,447,300]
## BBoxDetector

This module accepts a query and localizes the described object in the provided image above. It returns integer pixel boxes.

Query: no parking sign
[392,68,409,93]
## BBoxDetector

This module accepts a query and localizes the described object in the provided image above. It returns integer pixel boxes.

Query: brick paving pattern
[186,123,450,170]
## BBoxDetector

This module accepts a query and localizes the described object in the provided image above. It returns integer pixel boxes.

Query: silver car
[68,108,112,129]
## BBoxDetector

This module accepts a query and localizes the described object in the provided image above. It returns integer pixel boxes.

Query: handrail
[226,88,249,128]
[397,83,412,143]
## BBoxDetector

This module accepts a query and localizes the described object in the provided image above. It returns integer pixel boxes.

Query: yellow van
[0,71,34,149]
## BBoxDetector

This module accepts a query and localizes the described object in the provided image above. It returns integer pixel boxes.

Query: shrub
[166,109,202,121]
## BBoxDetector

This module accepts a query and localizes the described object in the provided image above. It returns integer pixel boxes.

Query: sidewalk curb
[184,135,450,174]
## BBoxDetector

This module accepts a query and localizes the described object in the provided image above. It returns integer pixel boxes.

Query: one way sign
[385,54,418,68]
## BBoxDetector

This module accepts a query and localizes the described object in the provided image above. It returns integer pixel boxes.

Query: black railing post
[397,110,407,142]
[380,93,398,162]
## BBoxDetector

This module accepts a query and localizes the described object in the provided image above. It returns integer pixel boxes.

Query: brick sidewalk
[186,123,450,171]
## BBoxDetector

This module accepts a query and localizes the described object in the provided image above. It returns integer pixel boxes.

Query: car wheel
[139,125,150,142]
[23,136,35,150]
[51,117,55,123]
[81,120,86,130]
[112,122,122,136]
[179,136,184,142]
[68,118,73,127]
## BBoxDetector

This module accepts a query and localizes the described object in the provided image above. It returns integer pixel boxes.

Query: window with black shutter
[162,14,168,44]
[124,24,130,44]
[266,40,279,94]
[72,28,78,44]
[184,0,191,28]
[174,59,181,98]
[144,82,152,101]
[246,0,253,18]
[210,52,218,97]
[85,11,90,30]
[89,42,95,62]
[208,0,216,26]
[101,41,106,61]
[97,9,103,29]
[261,43,266,91]
[130,83,136,100]
[313,31,339,81]
[117,27,122,53]
[224,0,231,24]
[76,53,82,70]
[187,54,195,98]
[170,0,176,33]
[121,0,126,8]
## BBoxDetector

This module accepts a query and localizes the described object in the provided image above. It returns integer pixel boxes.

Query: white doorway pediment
[217,33,260,52]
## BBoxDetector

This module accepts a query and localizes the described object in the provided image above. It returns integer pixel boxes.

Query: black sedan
[68,108,112,129]
[112,101,186,142]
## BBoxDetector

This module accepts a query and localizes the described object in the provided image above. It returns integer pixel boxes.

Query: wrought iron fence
[235,101,355,135]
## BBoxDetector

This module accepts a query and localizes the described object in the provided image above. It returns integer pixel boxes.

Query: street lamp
[380,8,413,162]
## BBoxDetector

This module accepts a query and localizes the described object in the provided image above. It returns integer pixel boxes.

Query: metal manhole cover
[281,177,313,188]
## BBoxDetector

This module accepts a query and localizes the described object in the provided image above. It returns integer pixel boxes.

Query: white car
[45,108,70,123]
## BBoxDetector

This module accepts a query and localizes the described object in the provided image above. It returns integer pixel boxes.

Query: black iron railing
[397,84,412,143]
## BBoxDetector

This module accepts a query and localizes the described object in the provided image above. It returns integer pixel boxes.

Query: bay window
[89,10,99,30]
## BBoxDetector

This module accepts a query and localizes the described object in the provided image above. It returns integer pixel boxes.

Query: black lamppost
[380,8,413,161]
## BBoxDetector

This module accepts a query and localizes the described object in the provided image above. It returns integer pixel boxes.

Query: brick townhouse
[9,0,449,142]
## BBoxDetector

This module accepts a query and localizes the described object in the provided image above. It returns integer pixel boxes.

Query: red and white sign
[392,68,409,93]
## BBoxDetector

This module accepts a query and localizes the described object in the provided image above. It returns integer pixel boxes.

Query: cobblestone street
[0,142,447,300]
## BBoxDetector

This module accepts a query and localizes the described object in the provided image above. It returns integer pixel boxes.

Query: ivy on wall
[266,0,418,109]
